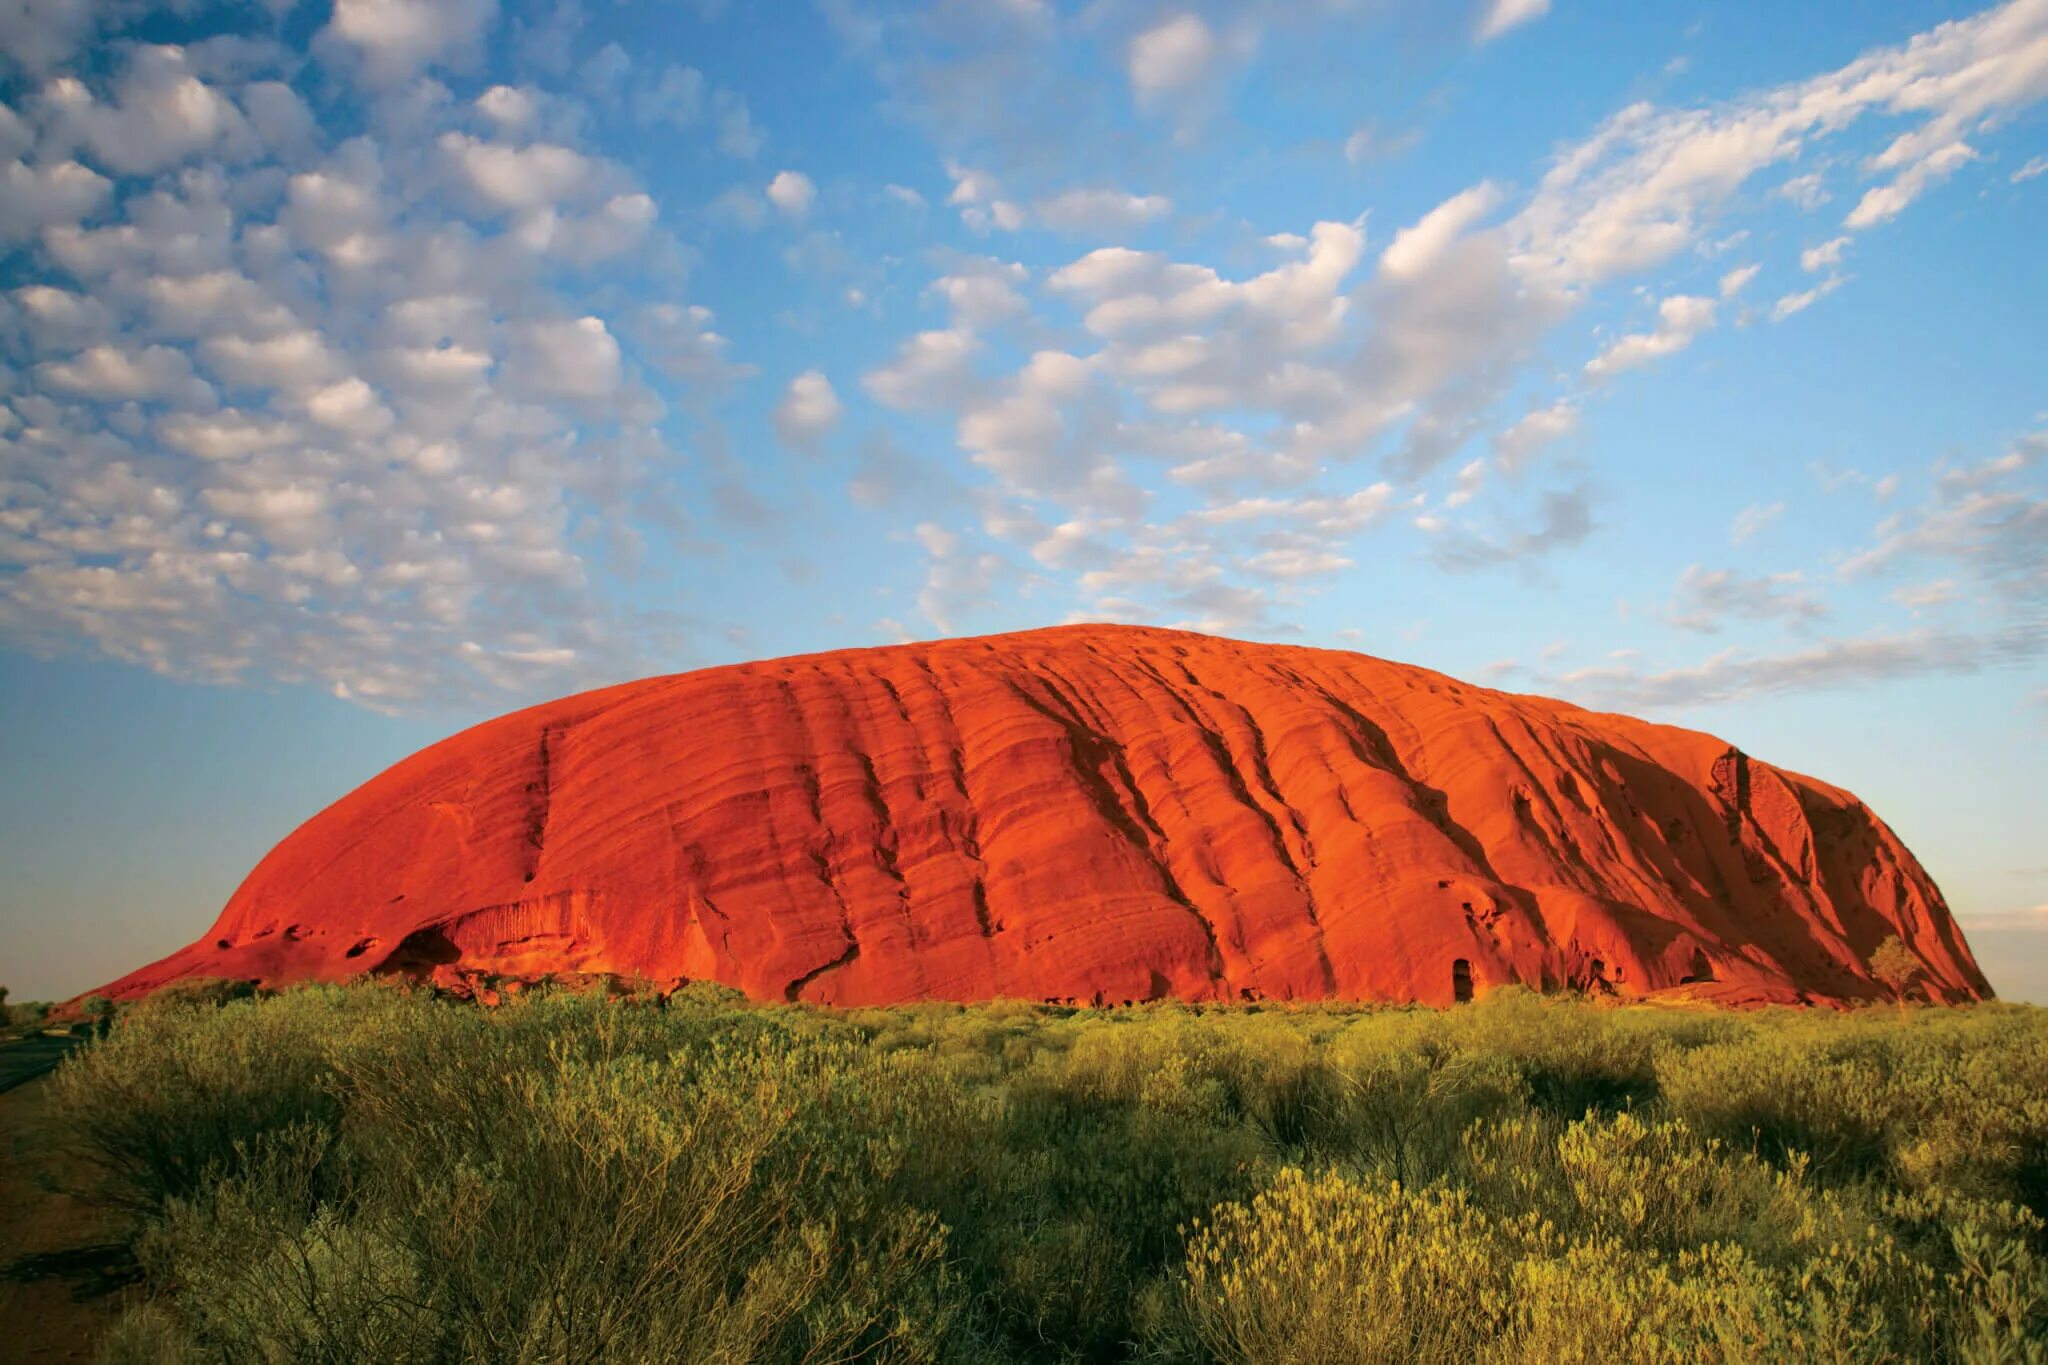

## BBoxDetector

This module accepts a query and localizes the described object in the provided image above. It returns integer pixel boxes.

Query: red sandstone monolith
[96,626,1991,1008]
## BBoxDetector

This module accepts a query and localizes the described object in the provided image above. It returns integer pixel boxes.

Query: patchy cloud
[771,369,843,451]
[0,29,721,707]
[1771,275,1848,322]
[1664,565,1829,633]
[322,0,498,85]
[1838,432,2047,604]
[1427,487,1595,573]
[766,169,815,217]
[1128,14,1220,105]
[1730,501,1785,545]
[1032,187,1173,236]
[1476,0,1550,44]
[1552,619,2047,712]
[1584,294,1716,378]
[3,0,2046,716]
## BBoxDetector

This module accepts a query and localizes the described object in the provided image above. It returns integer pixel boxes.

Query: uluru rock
[98,625,1990,1008]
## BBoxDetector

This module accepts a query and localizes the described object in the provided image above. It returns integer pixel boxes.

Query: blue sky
[0,0,2043,1002]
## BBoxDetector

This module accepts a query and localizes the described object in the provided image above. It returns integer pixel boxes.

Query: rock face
[100,626,1989,1008]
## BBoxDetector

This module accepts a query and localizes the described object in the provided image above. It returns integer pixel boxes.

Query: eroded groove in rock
[92,625,1992,1008]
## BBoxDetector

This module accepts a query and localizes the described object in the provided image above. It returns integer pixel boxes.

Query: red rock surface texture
[99,626,1989,1008]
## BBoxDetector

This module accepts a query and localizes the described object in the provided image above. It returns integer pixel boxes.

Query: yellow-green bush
[49,984,2048,1363]
[1166,1167,1540,1363]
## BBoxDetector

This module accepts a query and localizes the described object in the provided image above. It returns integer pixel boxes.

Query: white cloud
[620,63,759,157]
[1778,171,1830,210]
[846,432,959,510]
[0,0,98,73]
[1445,458,1486,508]
[1054,219,1363,348]
[36,343,211,404]
[1552,620,2046,712]
[0,157,111,242]
[708,184,768,229]
[12,283,114,346]
[863,329,983,412]
[929,258,1029,330]
[1893,579,1959,610]
[440,133,593,212]
[155,410,301,462]
[1379,183,1501,280]
[1665,564,1828,633]
[766,169,815,216]
[956,349,1114,498]
[1838,433,2047,603]
[202,329,340,393]
[1584,294,1715,377]
[0,27,712,710]
[1846,141,1975,228]
[1959,903,2048,932]
[1718,263,1760,297]
[772,370,842,451]
[635,303,755,395]
[1342,124,1420,166]
[1034,219,1365,477]
[6,0,2046,713]
[145,270,289,338]
[911,519,1001,634]
[1511,4,2048,293]
[45,45,252,176]
[2013,154,2048,183]
[1493,400,1577,475]
[200,483,332,548]
[303,376,394,435]
[1129,13,1218,103]
[714,94,764,158]
[476,83,538,130]
[1243,547,1352,579]
[1800,236,1851,271]
[515,317,622,399]
[1770,274,1847,322]
[1477,0,1550,43]
[1032,187,1174,235]
[1425,487,1595,572]
[633,64,704,127]
[323,0,498,84]
[944,160,1025,234]
[1729,500,1785,545]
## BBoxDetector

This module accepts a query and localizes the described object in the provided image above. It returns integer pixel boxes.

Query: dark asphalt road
[0,1034,86,1093]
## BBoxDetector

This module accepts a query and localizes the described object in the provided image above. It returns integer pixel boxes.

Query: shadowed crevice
[1006,678,1228,985]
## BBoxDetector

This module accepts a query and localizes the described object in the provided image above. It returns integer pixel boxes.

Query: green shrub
[1447,987,1673,1116]
[1321,1010,1526,1184]
[124,976,260,1014]
[48,984,375,1213]
[4,998,51,1033]
[1161,1166,1538,1363]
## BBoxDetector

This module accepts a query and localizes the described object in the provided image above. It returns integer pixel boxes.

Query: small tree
[1868,935,1919,1017]
[79,993,116,1037]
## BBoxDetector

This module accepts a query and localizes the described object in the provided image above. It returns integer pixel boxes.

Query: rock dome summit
[98,626,1989,1008]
